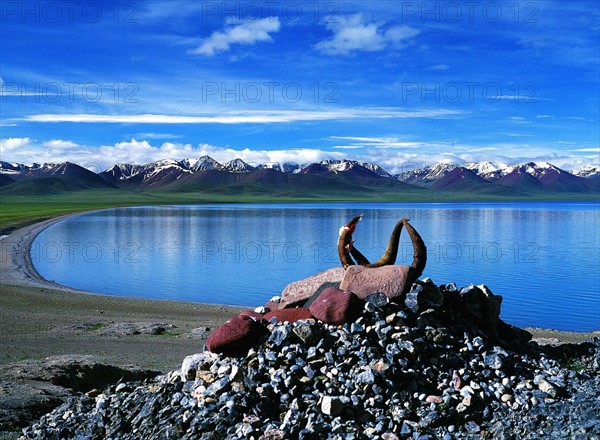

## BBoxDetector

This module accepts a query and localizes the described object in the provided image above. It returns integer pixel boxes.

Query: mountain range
[1,157,598,197]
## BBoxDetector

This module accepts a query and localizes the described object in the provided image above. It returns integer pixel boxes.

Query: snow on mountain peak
[573,164,600,178]
[225,158,255,172]
[192,155,224,172]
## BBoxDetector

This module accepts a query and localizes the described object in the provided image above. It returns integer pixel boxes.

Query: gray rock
[181,352,216,380]
[537,379,558,398]
[365,291,389,308]
[15,279,600,440]
[460,285,502,337]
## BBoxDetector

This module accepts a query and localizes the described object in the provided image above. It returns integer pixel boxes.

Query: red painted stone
[206,315,265,356]
[308,287,363,325]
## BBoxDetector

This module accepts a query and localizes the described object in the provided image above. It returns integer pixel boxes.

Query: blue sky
[1,0,598,173]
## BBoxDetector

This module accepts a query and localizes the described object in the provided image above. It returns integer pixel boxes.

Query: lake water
[31,202,599,332]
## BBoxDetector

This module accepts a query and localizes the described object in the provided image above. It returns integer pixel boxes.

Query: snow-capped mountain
[395,161,597,193]
[2,162,113,189]
[430,167,494,191]
[141,160,190,184]
[102,163,146,181]
[0,161,40,175]
[100,159,190,187]
[360,162,394,179]
[257,162,304,173]
[224,158,255,173]
[191,155,225,172]
[319,160,394,178]
[397,163,460,186]
[501,162,593,192]
[13,162,76,180]
[282,163,302,173]
[572,164,600,180]
[503,161,559,180]
[1,157,597,194]
[464,162,509,181]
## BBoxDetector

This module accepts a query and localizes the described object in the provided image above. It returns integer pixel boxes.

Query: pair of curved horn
[338,215,427,279]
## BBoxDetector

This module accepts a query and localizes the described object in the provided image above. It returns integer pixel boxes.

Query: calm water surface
[32,202,600,331]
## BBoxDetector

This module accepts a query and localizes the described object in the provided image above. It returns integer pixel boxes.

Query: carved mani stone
[279,267,344,308]
[340,265,413,301]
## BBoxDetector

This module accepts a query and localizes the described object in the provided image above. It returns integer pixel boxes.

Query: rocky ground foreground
[18,279,600,440]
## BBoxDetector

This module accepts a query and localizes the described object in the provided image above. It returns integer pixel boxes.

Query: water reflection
[31,202,600,331]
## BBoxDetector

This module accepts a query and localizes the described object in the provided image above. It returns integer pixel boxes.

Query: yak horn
[363,218,405,268]
[402,218,427,279]
[350,246,371,266]
[338,215,427,277]
[338,214,362,268]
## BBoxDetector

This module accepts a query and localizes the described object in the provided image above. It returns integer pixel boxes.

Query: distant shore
[0,214,598,373]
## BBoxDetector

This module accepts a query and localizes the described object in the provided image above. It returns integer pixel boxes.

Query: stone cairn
[22,217,600,439]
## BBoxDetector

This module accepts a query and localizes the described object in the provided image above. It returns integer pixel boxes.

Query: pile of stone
[21,278,600,439]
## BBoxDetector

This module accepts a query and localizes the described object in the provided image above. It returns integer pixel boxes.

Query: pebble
[19,279,600,440]
[501,393,513,403]
[426,395,443,404]
[538,379,558,397]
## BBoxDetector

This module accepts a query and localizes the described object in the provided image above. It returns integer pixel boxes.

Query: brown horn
[337,215,362,268]
[365,218,405,267]
[402,218,427,279]
[350,246,371,266]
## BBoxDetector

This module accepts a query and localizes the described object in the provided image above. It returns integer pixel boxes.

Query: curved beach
[0,215,244,372]
[1,214,598,373]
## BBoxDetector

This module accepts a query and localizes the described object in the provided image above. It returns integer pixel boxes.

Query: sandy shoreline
[0,214,245,372]
[1,214,598,374]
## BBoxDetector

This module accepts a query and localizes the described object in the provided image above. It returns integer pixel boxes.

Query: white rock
[320,396,344,416]
[181,352,217,381]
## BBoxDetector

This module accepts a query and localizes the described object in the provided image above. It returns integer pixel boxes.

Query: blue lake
[31,202,599,332]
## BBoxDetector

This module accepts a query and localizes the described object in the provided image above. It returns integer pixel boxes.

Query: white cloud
[23,108,464,124]
[192,17,281,56]
[316,14,419,55]
[1,136,597,175]
[0,137,31,152]
[569,147,599,153]
[329,136,447,150]
[0,137,341,171]
[134,132,184,140]
[426,64,450,71]
[43,139,81,150]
